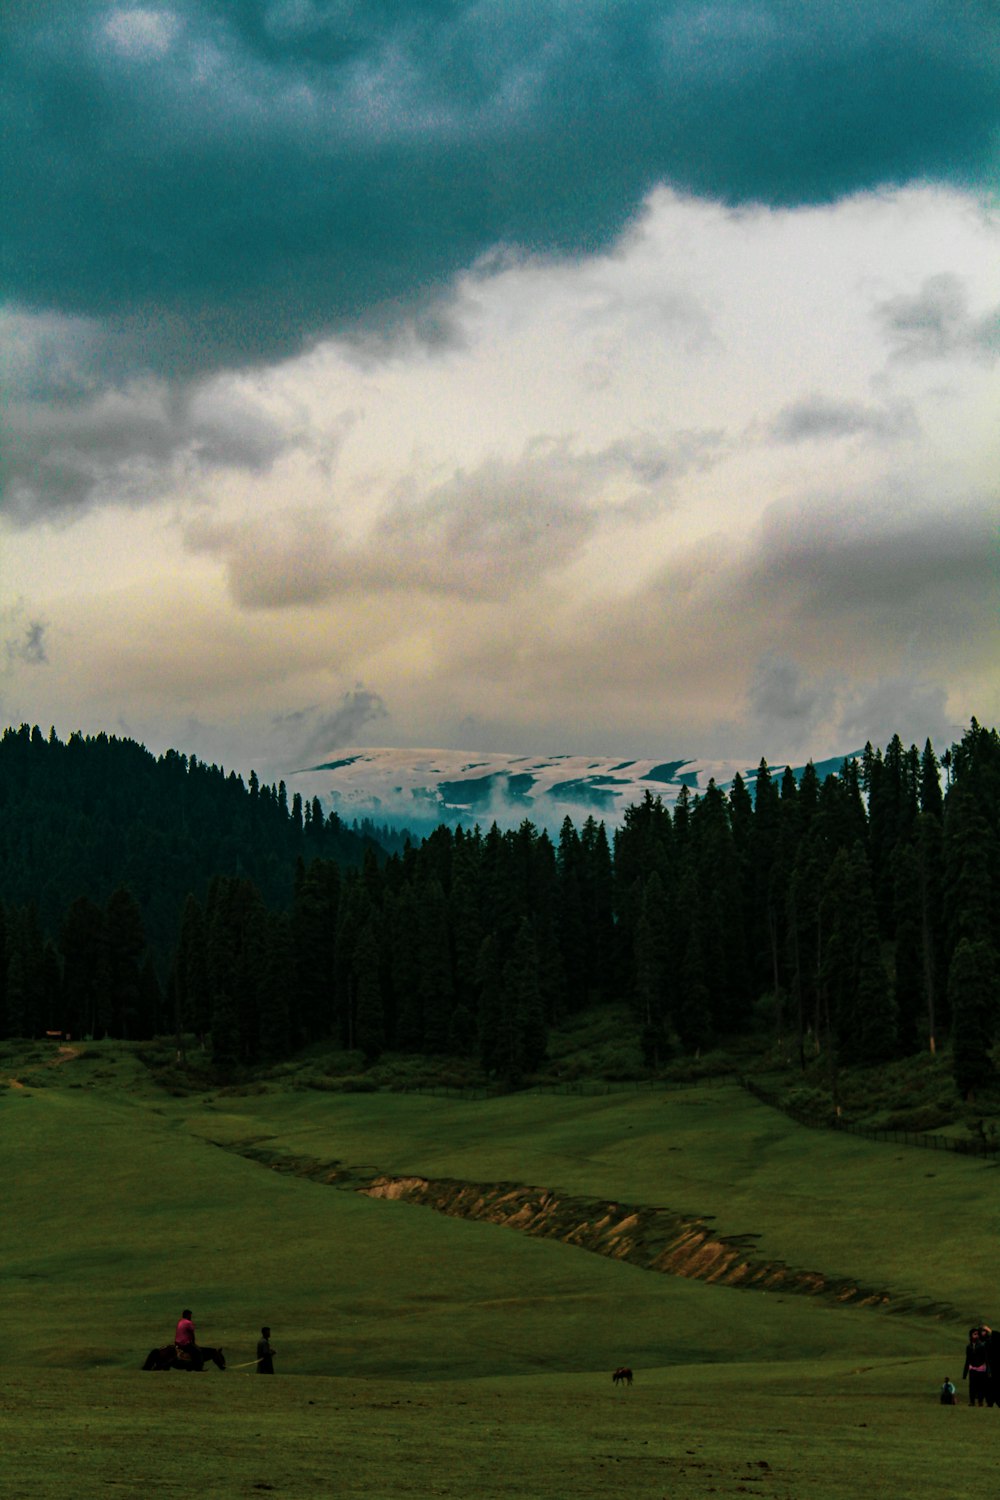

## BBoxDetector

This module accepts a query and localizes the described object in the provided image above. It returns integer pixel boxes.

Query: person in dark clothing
[980,1325,997,1407]
[256,1326,275,1374]
[963,1327,991,1406]
[940,1377,957,1405]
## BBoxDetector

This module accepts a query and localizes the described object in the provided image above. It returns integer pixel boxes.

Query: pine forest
[0,720,997,1100]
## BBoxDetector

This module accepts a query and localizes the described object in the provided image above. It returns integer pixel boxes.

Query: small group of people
[174,1309,275,1374]
[941,1324,996,1406]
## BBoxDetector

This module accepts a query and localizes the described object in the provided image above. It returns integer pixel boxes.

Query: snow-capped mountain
[289,746,855,835]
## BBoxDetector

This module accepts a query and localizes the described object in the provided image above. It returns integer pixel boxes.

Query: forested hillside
[0,721,997,1095]
[0,725,378,1039]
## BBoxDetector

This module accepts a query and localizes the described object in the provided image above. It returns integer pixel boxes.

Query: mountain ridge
[290,745,858,833]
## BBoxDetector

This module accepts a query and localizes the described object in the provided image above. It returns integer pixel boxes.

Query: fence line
[738,1075,999,1158]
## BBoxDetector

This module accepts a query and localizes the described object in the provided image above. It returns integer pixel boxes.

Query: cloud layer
[4,1,999,377]
[2,9,997,776]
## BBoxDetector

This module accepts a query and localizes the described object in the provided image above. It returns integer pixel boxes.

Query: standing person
[175,1309,198,1366]
[963,1327,991,1406]
[256,1326,275,1374]
[940,1377,957,1405]
[980,1324,997,1408]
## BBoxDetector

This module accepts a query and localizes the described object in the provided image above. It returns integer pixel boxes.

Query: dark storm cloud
[3,1,997,379]
[2,389,292,521]
[0,304,296,522]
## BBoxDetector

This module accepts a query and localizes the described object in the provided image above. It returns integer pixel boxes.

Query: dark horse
[612,1366,633,1387]
[142,1344,226,1372]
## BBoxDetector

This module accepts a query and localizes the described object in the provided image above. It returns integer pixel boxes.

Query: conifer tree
[294,859,341,1045]
[673,866,712,1052]
[949,939,999,1100]
[557,817,588,1008]
[749,762,782,1001]
[0,904,8,1038]
[915,811,946,1049]
[388,882,423,1050]
[447,1001,477,1057]
[105,886,149,1039]
[797,760,820,829]
[919,739,943,820]
[210,987,240,1069]
[820,845,895,1068]
[417,877,454,1053]
[692,780,749,1031]
[634,871,672,1065]
[170,893,211,1045]
[354,915,386,1062]
[500,918,547,1080]
[891,839,925,1053]
[581,817,616,999]
[450,832,484,1015]
[259,913,293,1060]
[787,836,823,1064]
[4,947,29,1040]
[526,827,565,1024]
[59,896,108,1040]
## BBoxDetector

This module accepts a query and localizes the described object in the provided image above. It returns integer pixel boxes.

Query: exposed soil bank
[214,1138,955,1319]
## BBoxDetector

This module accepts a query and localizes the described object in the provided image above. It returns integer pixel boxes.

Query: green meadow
[2,1041,997,1499]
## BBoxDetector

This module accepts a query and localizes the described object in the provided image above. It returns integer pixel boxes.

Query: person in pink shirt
[174,1309,197,1362]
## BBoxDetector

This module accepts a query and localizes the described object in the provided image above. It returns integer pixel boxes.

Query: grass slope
[2,1041,996,1498]
[3,1362,992,1500]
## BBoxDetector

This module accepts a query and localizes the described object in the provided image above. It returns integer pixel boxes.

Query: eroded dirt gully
[212,1137,954,1319]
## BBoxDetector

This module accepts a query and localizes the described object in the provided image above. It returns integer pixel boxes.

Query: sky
[2,1,998,785]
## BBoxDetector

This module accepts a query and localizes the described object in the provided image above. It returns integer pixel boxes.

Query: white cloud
[3,182,997,769]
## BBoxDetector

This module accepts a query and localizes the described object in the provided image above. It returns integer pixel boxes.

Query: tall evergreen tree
[354,915,386,1062]
[105,886,149,1039]
[891,840,926,1056]
[293,859,341,1046]
[634,871,672,1065]
[388,881,423,1050]
[949,939,999,1100]
[259,912,293,1061]
[417,877,454,1053]
[476,934,504,1075]
[915,811,946,1049]
[919,739,944,820]
[820,845,895,1069]
[500,918,548,1080]
[59,896,108,1040]
[580,816,617,1003]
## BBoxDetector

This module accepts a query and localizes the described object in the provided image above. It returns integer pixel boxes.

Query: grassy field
[2,1040,997,1498]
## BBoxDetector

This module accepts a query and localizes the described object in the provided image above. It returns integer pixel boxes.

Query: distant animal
[142,1344,226,1372]
[612,1366,633,1387]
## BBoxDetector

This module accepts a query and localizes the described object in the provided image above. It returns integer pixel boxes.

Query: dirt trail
[3,1042,82,1089]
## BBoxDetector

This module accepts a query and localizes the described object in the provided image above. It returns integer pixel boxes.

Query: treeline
[0,723,378,1038]
[0,721,997,1091]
